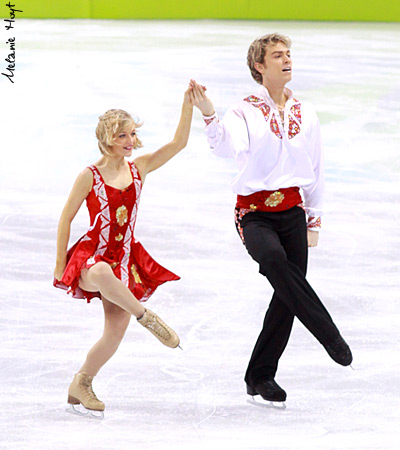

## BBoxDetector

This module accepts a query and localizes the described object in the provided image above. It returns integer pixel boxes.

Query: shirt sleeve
[302,111,324,230]
[203,105,249,159]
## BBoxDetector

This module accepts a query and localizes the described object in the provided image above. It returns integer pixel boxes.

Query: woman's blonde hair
[247,33,292,84]
[95,109,143,156]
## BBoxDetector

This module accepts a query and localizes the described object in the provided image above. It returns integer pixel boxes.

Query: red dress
[54,162,180,303]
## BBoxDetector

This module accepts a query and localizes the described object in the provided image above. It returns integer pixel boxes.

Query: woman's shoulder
[128,159,139,171]
[130,157,145,181]
[80,166,96,179]
[82,160,105,181]
[72,167,95,194]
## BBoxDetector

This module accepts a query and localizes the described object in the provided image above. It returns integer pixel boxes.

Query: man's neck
[262,82,288,108]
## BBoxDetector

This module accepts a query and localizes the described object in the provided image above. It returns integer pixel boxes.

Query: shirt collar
[257,84,294,108]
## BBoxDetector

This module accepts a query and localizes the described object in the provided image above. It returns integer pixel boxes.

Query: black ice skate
[324,335,353,366]
[246,379,287,409]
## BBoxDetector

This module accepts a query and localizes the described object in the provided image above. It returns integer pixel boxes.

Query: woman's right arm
[54,168,93,281]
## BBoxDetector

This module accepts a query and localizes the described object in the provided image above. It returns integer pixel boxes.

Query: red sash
[236,187,302,212]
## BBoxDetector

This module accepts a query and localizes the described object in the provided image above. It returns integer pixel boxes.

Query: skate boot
[324,335,353,366]
[67,372,105,416]
[137,309,180,348]
[247,378,287,402]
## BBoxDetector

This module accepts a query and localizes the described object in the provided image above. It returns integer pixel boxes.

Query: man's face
[256,42,292,86]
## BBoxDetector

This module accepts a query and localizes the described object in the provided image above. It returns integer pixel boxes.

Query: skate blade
[66,403,104,420]
[247,395,286,410]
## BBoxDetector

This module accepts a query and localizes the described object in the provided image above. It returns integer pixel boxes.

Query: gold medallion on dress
[116,205,128,226]
[131,264,142,284]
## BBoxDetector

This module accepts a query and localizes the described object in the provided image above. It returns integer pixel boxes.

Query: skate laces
[138,309,179,348]
[81,377,100,402]
[149,319,171,339]
[140,311,172,339]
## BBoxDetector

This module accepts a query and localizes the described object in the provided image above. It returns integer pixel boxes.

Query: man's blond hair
[247,33,292,84]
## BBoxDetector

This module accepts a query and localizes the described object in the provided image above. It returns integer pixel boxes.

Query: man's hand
[307,230,319,247]
[189,79,215,116]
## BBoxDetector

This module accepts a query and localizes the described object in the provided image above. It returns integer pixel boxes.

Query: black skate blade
[247,395,286,410]
[66,403,104,420]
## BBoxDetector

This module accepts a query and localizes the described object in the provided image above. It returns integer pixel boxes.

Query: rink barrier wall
[4,0,400,22]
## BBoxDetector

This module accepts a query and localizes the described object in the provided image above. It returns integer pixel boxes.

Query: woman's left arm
[134,86,194,181]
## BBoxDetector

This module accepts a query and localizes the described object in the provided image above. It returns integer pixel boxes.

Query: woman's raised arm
[134,84,194,181]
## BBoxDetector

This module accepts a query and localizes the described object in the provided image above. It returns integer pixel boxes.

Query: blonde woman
[54,83,194,416]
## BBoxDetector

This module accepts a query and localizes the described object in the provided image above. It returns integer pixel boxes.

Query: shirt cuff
[202,113,218,126]
[307,216,321,231]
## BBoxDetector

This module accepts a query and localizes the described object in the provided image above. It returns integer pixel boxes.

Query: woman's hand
[189,79,215,116]
[54,262,66,281]
[183,85,194,108]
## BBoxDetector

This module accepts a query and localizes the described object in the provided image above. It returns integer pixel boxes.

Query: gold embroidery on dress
[115,233,123,241]
[110,262,119,269]
[131,264,142,284]
[250,204,258,211]
[264,191,285,208]
[116,205,128,226]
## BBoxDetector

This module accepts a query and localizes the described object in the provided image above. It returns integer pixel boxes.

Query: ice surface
[0,19,400,450]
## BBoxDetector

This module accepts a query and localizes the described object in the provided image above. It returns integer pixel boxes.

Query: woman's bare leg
[78,261,179,349]
[79,262,145,318]
[78,296,131,377]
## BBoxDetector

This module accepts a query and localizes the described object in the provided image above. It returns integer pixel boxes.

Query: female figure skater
[54,83,194,415]
[190,33,352,404]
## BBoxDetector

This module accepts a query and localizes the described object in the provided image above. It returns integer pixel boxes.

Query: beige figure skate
[67,372,105,419]
[137,309,180,348]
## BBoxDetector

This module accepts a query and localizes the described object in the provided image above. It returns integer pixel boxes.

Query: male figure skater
[190,33,352,403]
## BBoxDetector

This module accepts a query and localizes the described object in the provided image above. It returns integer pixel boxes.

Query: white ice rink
[1,19,400,449]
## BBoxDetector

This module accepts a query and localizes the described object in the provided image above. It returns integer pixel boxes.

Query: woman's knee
[87,262,114,284]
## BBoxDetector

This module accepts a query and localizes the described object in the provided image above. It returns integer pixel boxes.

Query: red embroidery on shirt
[307,216,322,229]
[270,113,282,139]
[244,96,270,122]
[245,95,262,103]
[290,103,302,124]
[288,115,300,139]
[203,116,216,126]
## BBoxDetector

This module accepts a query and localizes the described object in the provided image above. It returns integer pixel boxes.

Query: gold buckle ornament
[264,191,285,208]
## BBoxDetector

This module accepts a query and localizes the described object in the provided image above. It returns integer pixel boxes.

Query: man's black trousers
[238,206,340,387]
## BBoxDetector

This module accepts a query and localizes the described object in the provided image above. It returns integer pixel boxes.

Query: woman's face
[110,125,137,157]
